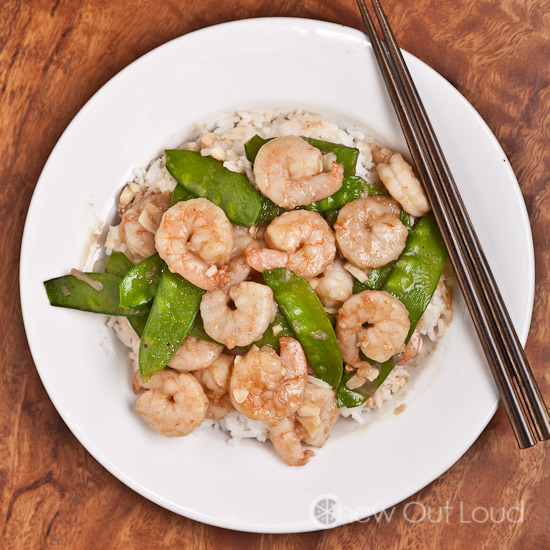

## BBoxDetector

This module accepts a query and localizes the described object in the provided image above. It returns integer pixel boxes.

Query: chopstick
[356,0,550,448]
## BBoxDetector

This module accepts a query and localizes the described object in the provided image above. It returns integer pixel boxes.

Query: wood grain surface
[2,0,549,548]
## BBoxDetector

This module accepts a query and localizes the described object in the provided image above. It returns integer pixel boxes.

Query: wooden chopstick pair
[356,0,550,448]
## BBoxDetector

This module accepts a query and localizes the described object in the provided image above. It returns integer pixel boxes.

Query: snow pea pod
[187,314,217,343]
[336,359,395,407]
[264,268,343,388]
[104,251,150,336]
[256,195,285,225]
[128,312,148,338]
[384,213,447,339]
[244,134,272,164]
[365,182,388,197]
[400,210,412,229]
[323,209,339,227]
[243,310,294,352]
[164,150,261,226]
[105,251,134,278]
[44,273,148,317]
[119,253,164,307]
[171,183,195,206]
[352,261,397,294]
[139,270,204,382]
[337,213,447,407]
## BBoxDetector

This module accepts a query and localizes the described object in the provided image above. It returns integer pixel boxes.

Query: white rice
[218,411,269,445]
[106,109,453,441]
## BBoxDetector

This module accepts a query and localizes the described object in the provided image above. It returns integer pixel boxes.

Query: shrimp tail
[330,160,344,180]
[244,244,288,273]
[269,418,315,466]
[132,370,144,394]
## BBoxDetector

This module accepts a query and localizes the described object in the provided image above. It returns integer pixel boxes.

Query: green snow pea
[352,261,397,294]
[44,273,148,317]
[400,210,412,230]
[264,268,342,388]
[302,176,364,213]
[337,213,447,407]
[244,310,293,352]
[164,150,261,226]
[323,209,339,227]
[244,134,272,164]
[336,359,395,408]
[364,182,388,197]
[171,183,195,206]
[383,213,447,339]
[187,314,217,343]
[127,313,148,338]
[104,251,134,278]
[119,253,164,307]
[139,270,204,382]
[104,251,150,336]
[256,195,285,225]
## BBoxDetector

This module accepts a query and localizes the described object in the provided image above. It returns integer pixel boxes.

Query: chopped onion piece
[119,185,135,206]
[70,268,103,292]
[322,152,337,172]
[343,262,371,283]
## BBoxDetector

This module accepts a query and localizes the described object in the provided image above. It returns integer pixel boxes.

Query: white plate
[20,18,534,533]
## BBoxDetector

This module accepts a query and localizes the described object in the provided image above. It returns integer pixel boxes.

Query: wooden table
[2,1,549,548]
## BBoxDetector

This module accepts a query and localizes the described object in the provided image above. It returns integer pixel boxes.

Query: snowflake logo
[311,495,340,526]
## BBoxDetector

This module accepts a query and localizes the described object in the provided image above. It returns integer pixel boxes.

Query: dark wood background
[2,0,549,548]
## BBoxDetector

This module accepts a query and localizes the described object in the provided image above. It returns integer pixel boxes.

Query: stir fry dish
[44,110,453,465]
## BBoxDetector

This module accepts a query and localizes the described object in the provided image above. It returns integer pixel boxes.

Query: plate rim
[19,17,535,533]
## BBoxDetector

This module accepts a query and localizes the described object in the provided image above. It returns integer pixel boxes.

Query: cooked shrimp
[370,144,394,165]
[120,192,171,261]
[376,151,430,217]
[397,328,422,366]
[269,378,338,466]
[154,198,233,290]
[167,336,223,372]
[345,361,380,390]
[296,377,339,447]
[231,225,257,256]
[200,281,277,348]
[336,290,410,363]
[206,394,234,420]
[134,369,208,436]
[269,417,314,466]
[229,337,308,422]
[253,136,344,209]
[194,354,235,419]
[245,210,336,279]
[219,226,253,290]
[308,258,353,311]
[334,197,408,269]
[222,258,251,290]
